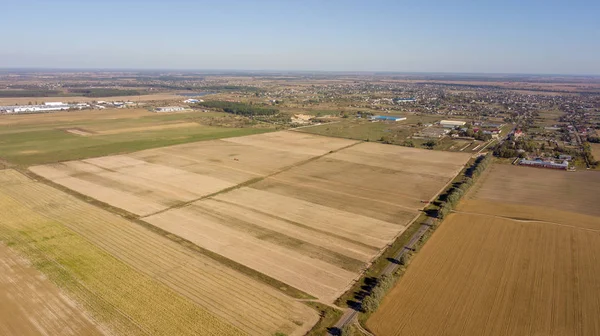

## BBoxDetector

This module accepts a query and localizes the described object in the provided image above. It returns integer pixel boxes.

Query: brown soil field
[367,212,600,336]
[463,164,600,217]
[0,93,181,105]
[0,169,317,336]
[0,243,104,336]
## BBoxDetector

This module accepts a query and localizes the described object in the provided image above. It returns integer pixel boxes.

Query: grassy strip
[304,302,343,336]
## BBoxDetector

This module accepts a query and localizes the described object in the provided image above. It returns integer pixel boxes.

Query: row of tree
[196,101,279,116]
[337,154,494,336]
[438,154,491,219]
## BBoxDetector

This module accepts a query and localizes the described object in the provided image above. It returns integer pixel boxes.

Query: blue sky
[2,0,599,74]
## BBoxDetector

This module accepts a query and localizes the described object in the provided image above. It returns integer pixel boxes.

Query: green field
[297,115,451,149]
[0,110,274,166]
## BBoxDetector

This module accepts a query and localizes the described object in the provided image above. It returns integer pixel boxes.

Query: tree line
[196,101,279,116]
[355,154,492,319]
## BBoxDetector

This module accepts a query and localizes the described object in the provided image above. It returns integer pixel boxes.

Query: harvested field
[328,142,471,179]
[463,164,600,218]
[0,242,104,336]
[223,130,358,156]
[0,170,317,336]
[31,131,472,303]
[458,200,600,230]
[367,212,600,336]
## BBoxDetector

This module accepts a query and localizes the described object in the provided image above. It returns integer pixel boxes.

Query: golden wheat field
[31,131,472,303]
[0,169,317,336]
[367,212,600,336]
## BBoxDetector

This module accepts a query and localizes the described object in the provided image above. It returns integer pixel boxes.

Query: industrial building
[371,115,406,122]
[394,97,417,103]
[440,120,467,128]
[155,106,186,112]
[519,158,569,170]
[0,102,72,114]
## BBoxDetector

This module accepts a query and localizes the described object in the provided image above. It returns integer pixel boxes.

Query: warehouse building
[519,158,569,170]
[371,115,407,122]
[0,102,71,114]
[440,120,467,128]
[155,106,186,112]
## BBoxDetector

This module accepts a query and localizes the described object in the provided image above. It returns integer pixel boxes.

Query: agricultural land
[0,169,318,336]
[31,131,472,304]
[0,108,274,166]
[0,242,104,336]
[367,163,600,336]
[2,70,599,335]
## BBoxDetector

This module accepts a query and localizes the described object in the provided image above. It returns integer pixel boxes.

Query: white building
[1,103,71,113]
[440,120,466,128]
[183,99,202,103]
[156,106,185,112]
[44,102,65,106]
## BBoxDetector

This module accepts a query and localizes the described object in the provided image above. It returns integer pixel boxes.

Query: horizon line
[1,67,599,77]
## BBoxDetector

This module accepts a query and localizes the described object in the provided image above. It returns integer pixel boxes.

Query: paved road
[327,218,435,335]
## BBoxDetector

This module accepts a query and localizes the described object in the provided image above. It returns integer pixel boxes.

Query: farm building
[155,106,186,112]
[519,158,569,170]
[183,99,202,103]
[440,120,467,128]
[371,115,406,122]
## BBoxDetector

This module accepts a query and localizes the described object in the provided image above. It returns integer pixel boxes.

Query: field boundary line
[452,209,600,233]
[141,140,363,218]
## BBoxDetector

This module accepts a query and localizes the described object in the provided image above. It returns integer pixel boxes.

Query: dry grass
[0,242,104,336]
[367,212,600,336]
[0,169,318,336]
